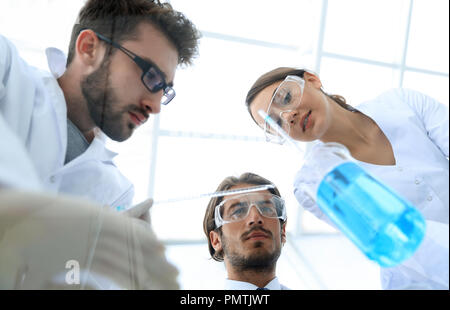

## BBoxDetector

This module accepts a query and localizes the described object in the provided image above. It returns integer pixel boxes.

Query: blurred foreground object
[0,190,178,289]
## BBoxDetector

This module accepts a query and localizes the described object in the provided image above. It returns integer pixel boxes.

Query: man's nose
[140,92,162,114]
[246,205,264,225]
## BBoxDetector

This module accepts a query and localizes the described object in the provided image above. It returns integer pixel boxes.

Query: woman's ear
[303,71,322,89]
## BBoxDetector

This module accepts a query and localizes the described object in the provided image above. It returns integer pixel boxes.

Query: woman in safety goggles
[244,67,449,290]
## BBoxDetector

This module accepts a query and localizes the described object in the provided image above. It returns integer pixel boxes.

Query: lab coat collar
[60,133,118,173]
[44,48,119,164]
[45,47,67,78]
[78,130,118,164]
[92,129,119,161]
[42,47,68,168]
[224,277,282,290]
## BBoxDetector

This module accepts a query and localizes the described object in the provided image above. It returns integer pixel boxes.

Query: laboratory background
[0,0,448,289]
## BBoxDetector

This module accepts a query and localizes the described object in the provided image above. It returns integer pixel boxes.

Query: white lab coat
[294,88,449,289]
[0,34,134,208]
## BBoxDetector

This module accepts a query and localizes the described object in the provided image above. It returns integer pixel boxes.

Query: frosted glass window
[406,0,449,73]
[319,57,399,106]
[165,243,227,290]
[301,211,337,234]
[0,0,83,69]
[170,0,320,48]
[0,0,81,48]
[402,71,449,106]
[323,0,410,64]
[158,37,310,136]
[288,235,381,289]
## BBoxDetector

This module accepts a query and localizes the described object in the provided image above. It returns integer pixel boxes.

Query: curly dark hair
[66,0,200,67]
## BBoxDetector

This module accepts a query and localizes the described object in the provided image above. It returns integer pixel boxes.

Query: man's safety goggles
[214,193,286,228]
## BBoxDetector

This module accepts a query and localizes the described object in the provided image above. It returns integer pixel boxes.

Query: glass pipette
[153,184,275,205]
[117,184,276,212]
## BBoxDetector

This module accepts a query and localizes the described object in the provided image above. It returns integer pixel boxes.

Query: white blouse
[293,88,449,289]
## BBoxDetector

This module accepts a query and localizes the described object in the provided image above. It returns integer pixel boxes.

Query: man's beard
[222,235,281,273]
[81,58,133,142]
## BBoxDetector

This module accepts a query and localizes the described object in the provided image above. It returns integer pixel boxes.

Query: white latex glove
[122,198,153,224]
[0,190,178,290]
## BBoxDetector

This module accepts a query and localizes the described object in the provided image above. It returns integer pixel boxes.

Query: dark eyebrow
[227,201,247,211]
[257,199,273,205]
[140,55,174,87]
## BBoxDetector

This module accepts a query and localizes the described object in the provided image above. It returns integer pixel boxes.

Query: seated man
[203,172,289,290]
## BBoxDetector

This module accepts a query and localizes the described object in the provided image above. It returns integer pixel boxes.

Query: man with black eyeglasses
[0,0,200,216]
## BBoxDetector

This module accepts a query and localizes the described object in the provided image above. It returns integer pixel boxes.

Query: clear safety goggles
[264,75,305,144]
[214,193,286,228]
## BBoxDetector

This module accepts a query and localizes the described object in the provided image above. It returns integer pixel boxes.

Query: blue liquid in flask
[317,162,426,267]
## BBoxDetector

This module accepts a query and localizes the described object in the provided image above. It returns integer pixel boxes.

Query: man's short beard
[81,57,132,142]
[223,238,281,273]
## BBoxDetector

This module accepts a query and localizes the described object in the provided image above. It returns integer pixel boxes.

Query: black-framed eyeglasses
[94,31,175,105]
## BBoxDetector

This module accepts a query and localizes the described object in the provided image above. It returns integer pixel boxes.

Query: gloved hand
[0,189,179,290]
[122,198,153,224]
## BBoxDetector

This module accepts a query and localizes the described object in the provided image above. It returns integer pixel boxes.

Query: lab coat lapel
[70,133,118,166]
[42,75,67,166]
[86,134,118,164]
